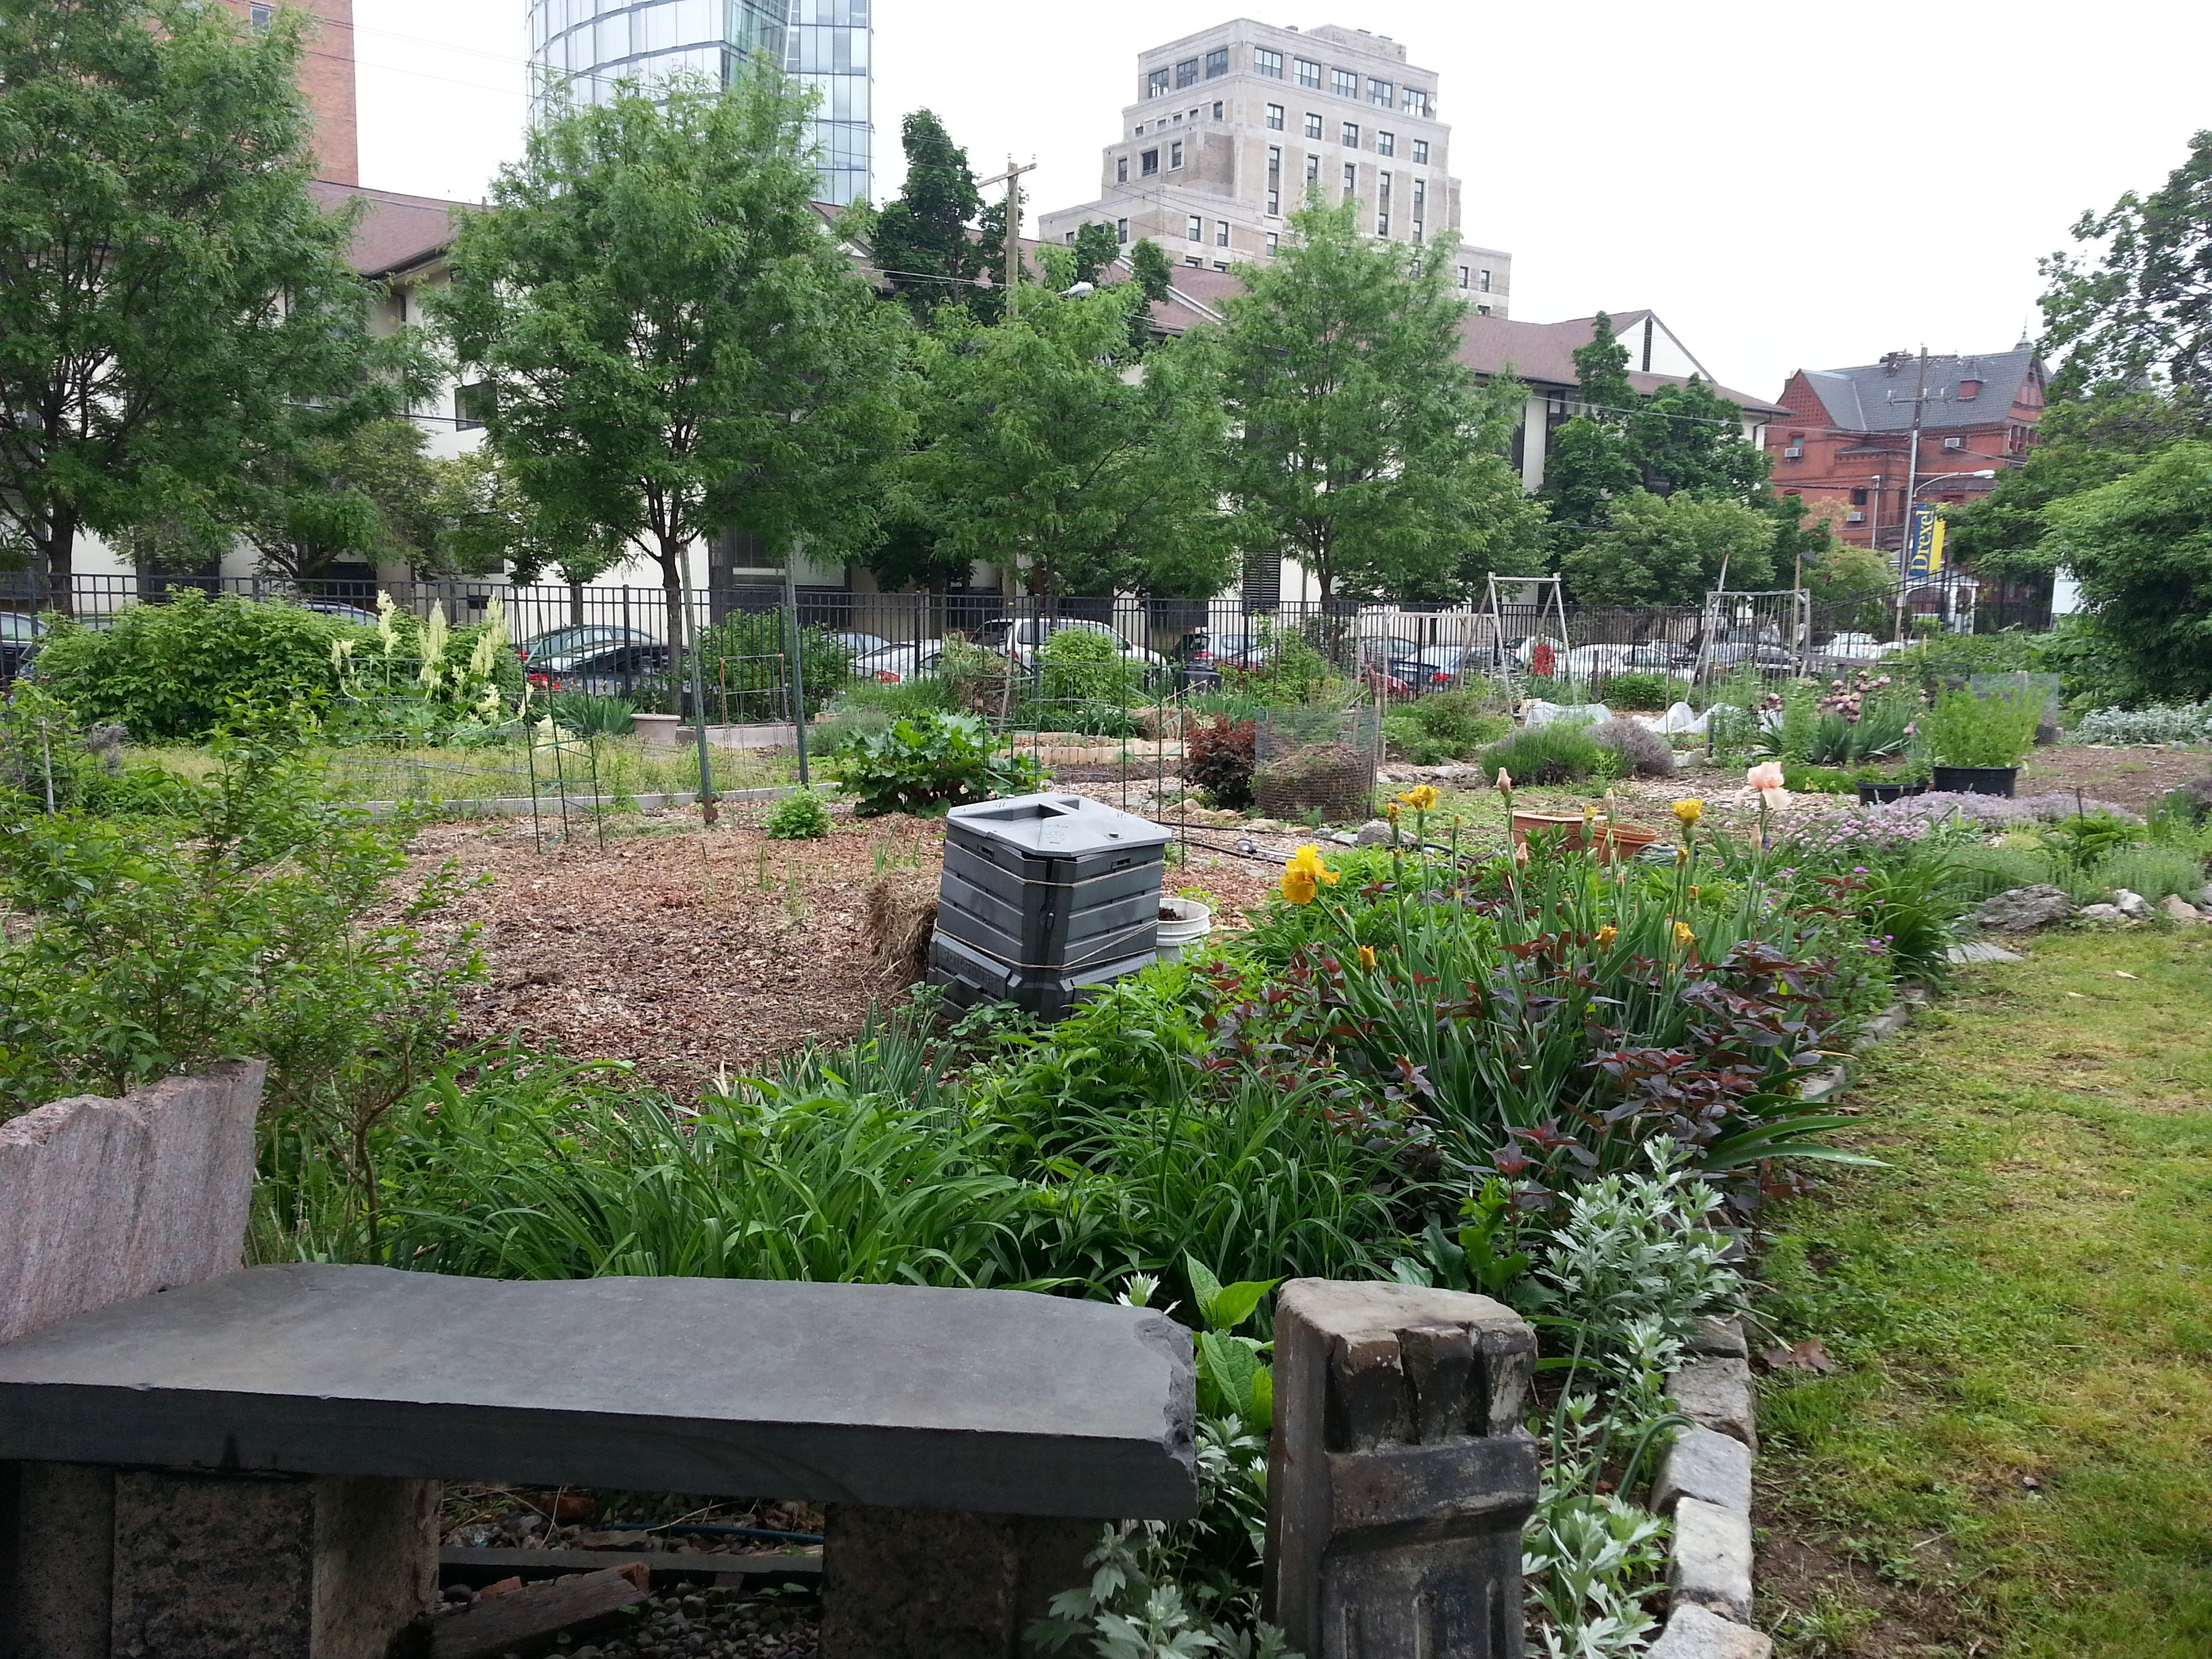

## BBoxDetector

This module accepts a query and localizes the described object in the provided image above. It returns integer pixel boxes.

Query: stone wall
[0,1061,266,1345]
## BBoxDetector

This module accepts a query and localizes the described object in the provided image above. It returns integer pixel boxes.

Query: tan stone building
[1038,19,1510,311]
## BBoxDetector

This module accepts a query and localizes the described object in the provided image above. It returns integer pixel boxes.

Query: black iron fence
[3,572,2055,702]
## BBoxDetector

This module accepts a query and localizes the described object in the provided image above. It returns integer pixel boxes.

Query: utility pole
[977,157,1036,319]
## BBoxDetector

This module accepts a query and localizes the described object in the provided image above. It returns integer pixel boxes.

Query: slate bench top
[0,1264,1197,1520]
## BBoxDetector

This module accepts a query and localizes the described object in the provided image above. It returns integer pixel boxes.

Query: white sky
[354,0,2212,402]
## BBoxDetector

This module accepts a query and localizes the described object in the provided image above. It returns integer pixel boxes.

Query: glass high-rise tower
[527,0,872,205]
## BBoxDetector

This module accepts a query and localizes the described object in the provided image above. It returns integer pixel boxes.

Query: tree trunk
[568,579,584,626]
[658,535,688,718]
[38,500,78,617]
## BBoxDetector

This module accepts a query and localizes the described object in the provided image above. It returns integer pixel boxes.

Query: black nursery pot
[1931,764,2019,798]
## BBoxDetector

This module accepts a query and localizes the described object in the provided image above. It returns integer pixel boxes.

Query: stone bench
[0,1264,1195,1659]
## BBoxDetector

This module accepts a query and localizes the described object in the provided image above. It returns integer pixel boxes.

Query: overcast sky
[353,0,2212,401]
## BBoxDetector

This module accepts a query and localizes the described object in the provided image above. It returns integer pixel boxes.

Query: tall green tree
[1216,201,1544,601]
[1540,312,1639,556]
[1559,490,1776,606]
[1628,377,1771,499]
[438,68,912,699]
[0,0,378,604]
[421,449,622,606]
[869,109,986,320]
[2041,441,2212,702]
[2039,129,2212,420]
[905,286,1232,596]
[1069,222,1122,287]
[1129,239,1175,305]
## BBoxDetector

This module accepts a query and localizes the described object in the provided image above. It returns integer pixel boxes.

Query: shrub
[1384,691,1509,764]
[1185,714,1256,808]
[1481,722,1604,785]
[30,592,361,740]
[762,787,832,840]
[1036,624,1143,707]
[1588,719,1675,778]
[2074,703,2212,745]
[2158,775,2212,823]
[2097,847,2209,903]
[695,611,851,721]
[1920,684,2043,768]
[832,710,1046,817]
[1598,669,1670,712]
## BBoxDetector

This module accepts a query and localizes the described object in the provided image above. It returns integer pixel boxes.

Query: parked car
[296,599,385,630]
[829,630,896,659]
[1162,629,1223,691]
[525,640,670,699]
[1618,640,1696,670]
[1414,643,1497,688]
[1817,631,1904,661]
[852,640,945,684]
[969,616,1166,677]
[1700,641,1801,670]
[0,611,45,681]
[517,624,656,666]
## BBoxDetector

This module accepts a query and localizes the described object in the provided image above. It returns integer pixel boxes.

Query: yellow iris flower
[1280,844,1340,905]
[1397,785,1439,813]
[1357,945,1378,970]
[1673,921,1696,950]
[1595,924,1618,947]
[1671,798,1704,826]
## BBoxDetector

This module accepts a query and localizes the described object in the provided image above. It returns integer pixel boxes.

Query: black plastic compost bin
[927,793,1171,1020]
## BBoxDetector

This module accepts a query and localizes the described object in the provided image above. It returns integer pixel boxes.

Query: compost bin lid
[945,793,1171,856]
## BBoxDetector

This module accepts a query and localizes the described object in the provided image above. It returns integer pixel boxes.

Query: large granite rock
[1967,884,2074,933]
[0,1061,264,1346]
[1649,1602,1774,1658]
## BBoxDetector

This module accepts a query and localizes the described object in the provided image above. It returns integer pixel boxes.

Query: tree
[1130,239,1175,304]
[0,0,380,605]
[2041,441,2212,702]
[1627,378,1771,499]
[1559,490,1776,607]
[2039,129,2212,421]
[234,417,440,581]
[438,68,912,705]
[869,109,987,321]
[421,449,622,607]
[1571,310,1636,417]
[1070,222,1122,287]
[905,286,1233,597]
[1216,201,1545,601]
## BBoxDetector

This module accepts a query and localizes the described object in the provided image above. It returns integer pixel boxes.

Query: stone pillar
[817,1504,1094,1659]
[1264,1280,1540,1659]
[0,1465,437,1659]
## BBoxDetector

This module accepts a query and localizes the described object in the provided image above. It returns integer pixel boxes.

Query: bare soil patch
[2018,743,2211,812]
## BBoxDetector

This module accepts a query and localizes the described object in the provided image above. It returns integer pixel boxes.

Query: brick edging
[1646,999,1912,1658]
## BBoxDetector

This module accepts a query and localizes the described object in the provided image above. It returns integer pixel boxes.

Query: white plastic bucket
[1156,897,1214,962]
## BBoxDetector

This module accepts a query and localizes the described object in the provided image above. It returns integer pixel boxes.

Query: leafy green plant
[546,691,634,736]
[1481,722,1605,785]
[28,593,364,741]
[1383,691,1509,764]
[762,787,832,840]
[1921,685,2043,769]
[695,610,853,722]
[2097,847,2209,903]
[1596,670,1670,712]
[832,710,1046,817]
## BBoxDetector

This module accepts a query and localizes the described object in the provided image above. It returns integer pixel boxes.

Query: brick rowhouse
[217,0,359,186]
[1765,346,2045,563]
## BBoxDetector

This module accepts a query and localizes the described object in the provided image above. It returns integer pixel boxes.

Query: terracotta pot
[1510,812,1660,864]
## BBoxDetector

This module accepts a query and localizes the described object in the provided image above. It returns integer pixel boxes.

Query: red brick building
[217,0,359,185]
[1765,347,2045,565]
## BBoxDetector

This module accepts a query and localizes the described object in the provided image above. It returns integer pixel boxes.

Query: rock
[1669,1496,1754,1621]
[1648,1602,1774,1659]
[2160,893,2207,923]
[2200,881,2212,908]
[1666,1358,1757,1451]
[1653,1427,1753,1517]
[1967,884,2074,933]
[2078,903,2125,922]
[2113,888,2152,918]
[1687,1316,1748,1359]
[1947,941,2024,965]
[1352,819,1398,847]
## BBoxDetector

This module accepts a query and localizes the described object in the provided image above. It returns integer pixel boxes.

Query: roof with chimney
[1793,348,2045,433]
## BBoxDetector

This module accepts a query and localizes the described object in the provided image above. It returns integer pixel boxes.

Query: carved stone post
[1264,1280,1540,1659]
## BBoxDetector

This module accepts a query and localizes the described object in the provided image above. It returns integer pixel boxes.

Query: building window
[1147,68,1170,97]
[1412,221,1424,245]
[1116,156,1129,183]
[1412,138,1429,164]
[1379,171,1391,202]
[1851,487,1869,506]
[1266,232,1279,254]
[1265,103,1284,129]
[1172,112,1183,123]
[1175,56,1199,88]
[454,381,493,432]
[1303,111,1322,139]
[1206,47,1227,78]
[1376,214,1389,235]
[1212,100,1223,119]
[1370,79,1393,106]
[1187,214,1203,241]
[1342,161,1357,194]
[1341,121,1359,147]
[1458,267,1469,288]
[1170,140,1183,169]
[1305,153,1320,182]
[1476,304,1491,316]
[1957,377,1982,401]
[1404,87,1431,117]
[1185,255,1202,267]
[1294,56,1321,87]
[1267,146,1281,211]
[1141,148,1159,176]
[1377,131,1395,157]
[1478,268,1492,292]
[1255,47,1282,78]
[248,1,273,26]
[1064,230,1076,245]
[1331,67,1357,98]
[1216,220,1229,247]
[1118,218,1130,243]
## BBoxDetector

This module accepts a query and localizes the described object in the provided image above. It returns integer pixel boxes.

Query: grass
[1752,925,2212,1657]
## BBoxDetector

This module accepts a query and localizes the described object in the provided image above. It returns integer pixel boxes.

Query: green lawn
[1753,926,2212,1657]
